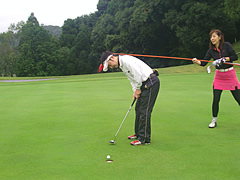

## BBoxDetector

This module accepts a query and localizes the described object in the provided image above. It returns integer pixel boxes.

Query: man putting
[99,51,160,145]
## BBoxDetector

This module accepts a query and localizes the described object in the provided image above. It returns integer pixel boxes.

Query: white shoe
[209,120,217,128]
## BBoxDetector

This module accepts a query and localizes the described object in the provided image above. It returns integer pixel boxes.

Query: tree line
[0,0,239,77]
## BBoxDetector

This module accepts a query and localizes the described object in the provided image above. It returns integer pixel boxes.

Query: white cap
[103,55,113,72]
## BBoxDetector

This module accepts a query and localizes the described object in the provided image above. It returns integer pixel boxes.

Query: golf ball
[107,155,110,159]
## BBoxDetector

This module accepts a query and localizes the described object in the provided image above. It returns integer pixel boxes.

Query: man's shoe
[128,135,137,140]
[130,140,142,146]
[209,120,217,128]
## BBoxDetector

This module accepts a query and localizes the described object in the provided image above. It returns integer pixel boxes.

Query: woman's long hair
[209,29,225,50]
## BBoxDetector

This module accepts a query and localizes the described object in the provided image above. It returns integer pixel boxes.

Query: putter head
[207,66,211,74]
[109,140,116,144]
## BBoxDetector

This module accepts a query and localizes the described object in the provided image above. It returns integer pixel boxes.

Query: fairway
[0,71,240,179]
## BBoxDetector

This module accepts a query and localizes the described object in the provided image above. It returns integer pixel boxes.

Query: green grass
[1,69,240,179]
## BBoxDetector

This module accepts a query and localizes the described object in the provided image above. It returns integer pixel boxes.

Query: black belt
[142,71,159,89]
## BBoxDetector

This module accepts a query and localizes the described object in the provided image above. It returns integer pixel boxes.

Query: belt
[143,72,157,83]
[142,73,159,89]
[216,67,233,72]
[149,73,156,78]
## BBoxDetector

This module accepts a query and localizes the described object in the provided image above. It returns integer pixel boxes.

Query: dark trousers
[212,87,240,117]
[135,76,160,143]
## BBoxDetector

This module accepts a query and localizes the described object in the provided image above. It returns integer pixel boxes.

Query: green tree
[14,0,239,76]
[224,0,240,21]
[60,13,99,75]
[52,47,71,75]
[16,13,59,76]
[0,33,16,76]
[163,0,237,58]
[97,0,112,15]
[91,14,116,53]
[0,21,23,76]
[105,0,135,53]
[59,19,79,48]
[70,25,92,74]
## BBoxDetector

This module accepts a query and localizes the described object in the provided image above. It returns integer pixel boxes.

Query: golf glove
[213,57,226,67]
[220,57,226,65]
[212,59,221,66]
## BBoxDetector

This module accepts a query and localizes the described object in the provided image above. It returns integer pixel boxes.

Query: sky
[0,0,99,33]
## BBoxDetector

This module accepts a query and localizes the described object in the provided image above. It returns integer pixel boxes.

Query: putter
[109,98,136,144]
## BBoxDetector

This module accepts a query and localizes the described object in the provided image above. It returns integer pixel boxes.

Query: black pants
[212,87,240,117]
[135,76,160,143]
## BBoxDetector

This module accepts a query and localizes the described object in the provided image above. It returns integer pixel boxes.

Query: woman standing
[192,29,240,128]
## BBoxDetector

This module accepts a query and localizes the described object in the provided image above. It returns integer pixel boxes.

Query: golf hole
[106,160,114,163]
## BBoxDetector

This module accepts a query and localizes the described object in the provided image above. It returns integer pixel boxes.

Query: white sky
[0,0,99,33]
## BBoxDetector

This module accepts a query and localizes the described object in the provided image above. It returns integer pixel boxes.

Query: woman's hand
[192,58,201,65]
[225,57,230,61]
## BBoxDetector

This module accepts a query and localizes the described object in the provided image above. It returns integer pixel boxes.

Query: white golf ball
[107,155,110,159]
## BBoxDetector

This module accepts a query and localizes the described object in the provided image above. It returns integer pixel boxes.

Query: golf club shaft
[114,98,136,140]
[115,53,240,66]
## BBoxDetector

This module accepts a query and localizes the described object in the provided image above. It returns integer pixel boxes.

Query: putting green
[0,71,240,179]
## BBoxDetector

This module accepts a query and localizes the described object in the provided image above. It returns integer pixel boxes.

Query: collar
[214,47,221,52]
[118,55,123,69]
[118,56,120,67]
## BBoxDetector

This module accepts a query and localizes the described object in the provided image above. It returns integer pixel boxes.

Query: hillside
[43,25,62,38]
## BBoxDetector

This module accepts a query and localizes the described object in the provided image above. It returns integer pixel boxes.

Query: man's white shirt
[119,55,153,92]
